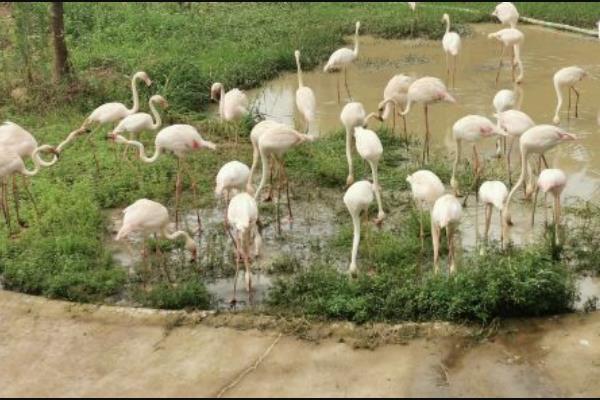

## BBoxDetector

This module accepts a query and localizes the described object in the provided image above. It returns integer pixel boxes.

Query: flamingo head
[191,139,217,151]
[441,13,449,23]
[150,95,169,108]
[364,112,383,127]
[355,21,361,32]
[134,71,152,86]
[294,50,301,60]
[210,82,223,101]
[185,238,198,262]
[556,128,577,141]
[439,91,456,104]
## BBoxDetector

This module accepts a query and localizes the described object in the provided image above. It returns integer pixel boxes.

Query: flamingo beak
[560,132,577,141]
[145,78,153,86]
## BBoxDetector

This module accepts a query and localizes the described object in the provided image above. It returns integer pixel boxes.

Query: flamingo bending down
[450,115,506,203]
[354,127,385,224]
[400,77,456,164]
[503,125,576,235]
[109,124,216,228]
[488,28,524,85]
[478,180,508,245]
[215,160,251,224]
[227,192,262,303]
[441,13,461,88]
[532,168,567,245]
[431,194,462,274]
[115,199,198,270]
[0,145,58,226]
[340,102,381,186]
[552,66,587,124]
[294,50,316,133]
[254,124,315,233]
[344,180,375,275]
[406,169,445,249]
[112,95,169,158]
[324,21,360,103]
[377,74,415,136]
[492,2,519,28]
[496,109,535,186]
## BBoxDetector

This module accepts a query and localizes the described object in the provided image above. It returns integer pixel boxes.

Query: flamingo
[407,2,417,12]
[254,124,315,233]
[108,124,216,228]
[0,145,58,227]
[492,88,516,157]
[210,82,249,144]
[324,21,360,103]
[227,192,262,303]
[492,2,519,28]
[400,76,456,164]
[377,74,415,136]
[532,169,567,245]
[478,180,508,245]
[441,13,461,88]
[247,119,287,198]
[406,169,445,249]
[503,125,576,234]
[488,28,524,85]
[112,94,169,158]
[115,199,198,272]
[450,115,506,203]
[59,71,152,171]
[0,121,65,225]
[344,180,375,275]
[354,126,385,224]
[431,194,462,274]
[215,160,251,220]
[407,2,418,37]
[552,66,587,124]
[294,50,316,133]
[496,109,535,186]
[340,102,381,186]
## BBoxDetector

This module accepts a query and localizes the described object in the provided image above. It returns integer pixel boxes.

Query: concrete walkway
[1,290,599,397]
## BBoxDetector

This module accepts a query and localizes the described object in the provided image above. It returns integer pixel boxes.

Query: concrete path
[1,290,599,397]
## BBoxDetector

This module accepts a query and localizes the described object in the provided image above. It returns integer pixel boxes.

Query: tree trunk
[50,2,71,83]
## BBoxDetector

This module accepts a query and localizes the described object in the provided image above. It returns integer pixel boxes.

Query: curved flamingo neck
[124,138,161,163]
[164,228,192,243]
[128,74,142,114]
[149,99,162,130]
[553,78,563,122]
[504,148,528,222]
[22,146,51,176]
[56,127,86,153]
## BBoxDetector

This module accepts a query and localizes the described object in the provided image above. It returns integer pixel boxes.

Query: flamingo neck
[349,210,361,272]
[504,148,528,222]
[56,127,86,153]
[124,138,161,163]
[400,98,412,116]
[253,144,270,200]
[163,228,192,243]
[451,139,461,190]
[353,27,360,58]
[295,54,304,88]
[22,146,51,176]
[128,74,141,114]
[380,98,395,120]
[553,77,563,122]
[218,86,225,119]
[149,99,162,130]
[445,18,450,34]
[513,44,523,82]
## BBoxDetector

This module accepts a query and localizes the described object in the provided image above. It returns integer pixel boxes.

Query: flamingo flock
[2,2,593,303]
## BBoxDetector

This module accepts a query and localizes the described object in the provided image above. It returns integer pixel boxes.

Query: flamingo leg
[531,186,539,228]
[432,222,440,274]
[511,45,516,83]
[417,200,424,252]
[154,235,173,284]
[368,160,384,225]
[573,87,580,118]
[1,179,10,229]
[85,128,102,176]
[336,73,341,104]
[422,105,430,165]
[174,158,182,229]
[462,145,481,207]
[231,233,242,305]
[280,161,293,226]
[495,45,506,86]
[275,158,283,235]
[242,231,252,294]
[392,103,396,134]
[567,86,572,121]
[181,158,202,236]
[506,137,514,186]
[541,154,549,169]
[484,203,492,244]
[402,115,408,143]
[544,192,549,228]
[344,67,352,100]
[447,225,455,274]
[446,52,450,85]
[11,175,24,227]
[453,54,458,88]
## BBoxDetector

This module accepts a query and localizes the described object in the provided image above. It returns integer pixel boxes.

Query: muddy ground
[1,289,599,397]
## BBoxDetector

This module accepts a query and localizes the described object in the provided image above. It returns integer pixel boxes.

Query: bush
[134,280,212,310]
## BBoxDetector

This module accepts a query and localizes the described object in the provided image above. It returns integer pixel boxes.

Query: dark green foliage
[134,280,212,310]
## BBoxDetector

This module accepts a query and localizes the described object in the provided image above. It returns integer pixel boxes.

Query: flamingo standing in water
[340,102,381,186]
[492,2,519,28]
[0,145,58,227]
[215,160,251,223]
[227,192,262,303]
[294,50,316,133]
[377,74,415,137]
[211,82,249,143]
[496,109,535,186]
[59,71,152,171]
[478,180,508,245]
[406,169,445,249]
[441,13,461,88]
[354,126,385,224]
[254,124,315,233]
[431,194,462,274]
[112,94,169,158]
[532,168,567,245]
[503,125,576,236]
[400,77,456,164]
[552,66,587,124]
[488,28,524,85]
[344,180,375,275]
[450,115,506,203]
[115,199,198,275]
[109,124,216,228]
[324,21,360,103]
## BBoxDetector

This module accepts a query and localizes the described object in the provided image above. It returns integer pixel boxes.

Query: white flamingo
[354,126,385,224]
[552,66,587,124]
[431,194,462,274]
[115,199,198,268]
[294,50,316,133]
[227,192,262,303]
[478,180,508,245]
[492,2,519,28]
[377,74,415,136]
[492,88,519,158]
[406,169,445,248]
[109,125,216,227]
[324,21,360,103]
[488,28,524,85]
[532,168,567,245]
[450,115,506,202]
[210,82,249,122]
[340,102,380,186]
[215,160,251,220]
[441,13,461,88]
[246,119,285,198]
[400,77,456,164]
[344,180,375,275]
[496,109,535,186]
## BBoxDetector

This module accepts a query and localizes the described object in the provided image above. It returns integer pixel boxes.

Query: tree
[50,2,71,83]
